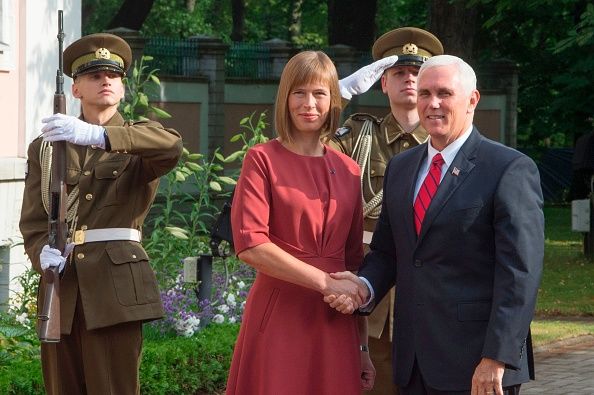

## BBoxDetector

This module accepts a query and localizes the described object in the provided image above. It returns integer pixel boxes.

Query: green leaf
[224,151,243,162]
[138,93,149,107]
[239,116,249,125]
[215,152,225,162]
[175,171,186,182]
[217,176,237,185]
[209,181,222,191]
[186,162,203,172]
[182,147,190,156]
[187,153,203,160]
[151,106,172,119]
[150,74,161,85]
[229,134,242,142]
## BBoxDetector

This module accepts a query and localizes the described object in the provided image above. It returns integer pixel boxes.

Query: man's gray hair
[419,55,477,95]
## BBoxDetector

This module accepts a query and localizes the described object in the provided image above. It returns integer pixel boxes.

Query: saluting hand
[339,55,398,100]
[42,113,106,148]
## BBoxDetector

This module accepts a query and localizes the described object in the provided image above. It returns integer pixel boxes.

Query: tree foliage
[82,0,594,147]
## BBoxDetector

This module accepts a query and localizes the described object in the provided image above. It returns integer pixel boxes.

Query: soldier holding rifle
[20,31,182,394]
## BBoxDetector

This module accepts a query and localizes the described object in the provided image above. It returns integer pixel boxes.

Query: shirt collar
[426,125,473,168]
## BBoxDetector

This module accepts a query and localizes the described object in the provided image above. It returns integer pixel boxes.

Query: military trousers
[41,293,143,395]
[368,319,399,394]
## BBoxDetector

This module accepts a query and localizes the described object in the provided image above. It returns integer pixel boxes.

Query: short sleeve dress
[226,139,364,395]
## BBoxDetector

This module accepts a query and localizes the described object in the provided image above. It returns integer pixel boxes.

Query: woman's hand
[360,348,376,391]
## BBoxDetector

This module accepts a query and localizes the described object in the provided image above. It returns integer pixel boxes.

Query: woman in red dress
[226,51,375,395]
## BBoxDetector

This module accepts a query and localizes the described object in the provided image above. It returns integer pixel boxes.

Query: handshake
[322,271,370,314]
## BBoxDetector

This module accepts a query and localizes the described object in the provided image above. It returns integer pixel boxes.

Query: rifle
[38,10,67,343]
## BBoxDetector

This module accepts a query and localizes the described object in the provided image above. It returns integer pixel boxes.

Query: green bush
[0,322,239,395]
[140,323,239,394]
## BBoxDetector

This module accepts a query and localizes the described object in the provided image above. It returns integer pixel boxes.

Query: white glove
[42,113,106,148]
[339,55,399,100]
[40,243,74,273]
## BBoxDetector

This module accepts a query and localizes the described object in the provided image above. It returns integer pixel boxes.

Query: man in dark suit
[327,55,544,395]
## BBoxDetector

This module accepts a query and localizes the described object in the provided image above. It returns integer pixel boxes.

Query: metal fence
[143,37,373,79]
[226,42,272,79]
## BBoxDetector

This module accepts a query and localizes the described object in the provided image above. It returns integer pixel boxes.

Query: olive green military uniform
[19,32,183,395]
[331,25,443,394]
[20,112,182,394]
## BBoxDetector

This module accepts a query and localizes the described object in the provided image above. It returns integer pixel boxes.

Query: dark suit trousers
[41,293,143,395]
[399,359,521,395]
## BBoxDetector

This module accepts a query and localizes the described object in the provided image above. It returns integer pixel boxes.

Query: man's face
[417,64,479,150]
[381,65,419,109]
[72,71,125,109]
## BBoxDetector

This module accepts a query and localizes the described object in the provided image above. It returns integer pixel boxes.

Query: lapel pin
[452,167,460,176]
[330,169,336,174]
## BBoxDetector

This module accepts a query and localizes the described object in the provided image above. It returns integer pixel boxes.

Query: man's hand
[339,55,398,100]
[322,271,370,314]
[39,243,74,273]
[471,357,505,395]
[42,113,106,148]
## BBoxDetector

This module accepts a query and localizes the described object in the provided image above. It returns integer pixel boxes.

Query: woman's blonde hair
[274,51,342,143]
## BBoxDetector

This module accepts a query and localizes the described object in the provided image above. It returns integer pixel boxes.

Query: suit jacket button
[414,259,422,267]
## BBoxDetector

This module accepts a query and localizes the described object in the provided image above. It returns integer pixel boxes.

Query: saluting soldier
[20,33,182,394]
[329,27,444,394]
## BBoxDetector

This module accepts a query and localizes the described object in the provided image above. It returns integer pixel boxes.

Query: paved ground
[522,335,594,394]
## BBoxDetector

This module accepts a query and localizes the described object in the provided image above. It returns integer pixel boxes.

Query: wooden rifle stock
[38,10,67,343]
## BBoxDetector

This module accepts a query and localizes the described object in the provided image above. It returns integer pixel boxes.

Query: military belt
[73,228,141,245]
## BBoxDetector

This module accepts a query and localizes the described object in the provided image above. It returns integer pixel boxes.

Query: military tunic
[329,112,428,339]
[20,112,182,394]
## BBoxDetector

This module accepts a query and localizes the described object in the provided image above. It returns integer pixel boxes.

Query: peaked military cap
[63,33,132,78]
[372,27,443,67]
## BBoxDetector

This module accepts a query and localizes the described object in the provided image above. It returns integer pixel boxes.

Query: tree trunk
[288,0,304,43]
[428,0,477,61]
[231,0,246,42]
[107,0,155,31]
[186,0,196,13]
[328,0,377,51]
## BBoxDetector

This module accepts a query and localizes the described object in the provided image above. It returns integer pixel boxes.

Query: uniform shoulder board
[334,126,351,138]
[349,113,382,123]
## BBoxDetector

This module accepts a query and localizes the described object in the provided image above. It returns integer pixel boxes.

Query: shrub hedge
[0,323,239,395]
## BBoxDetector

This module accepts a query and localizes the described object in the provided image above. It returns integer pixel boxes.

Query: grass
[531,205,594,346]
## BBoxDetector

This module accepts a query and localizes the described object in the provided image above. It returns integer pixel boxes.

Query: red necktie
[413,153,445,235]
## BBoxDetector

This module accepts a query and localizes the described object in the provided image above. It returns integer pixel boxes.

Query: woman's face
[287,81,331,137]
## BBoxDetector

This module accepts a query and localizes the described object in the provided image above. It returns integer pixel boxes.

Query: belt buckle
[73,230,85,245]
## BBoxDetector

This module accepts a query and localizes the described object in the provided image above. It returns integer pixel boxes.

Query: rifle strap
[40,141,80,230]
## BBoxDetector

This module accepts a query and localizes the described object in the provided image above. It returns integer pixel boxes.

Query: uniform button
[132,254,137,259]
[85,193,93,201]
[371,169,376,175]
[77,253,85,259]
[81,225,88,230]
[83,170,91,176]
[414,259,422,267]
[90,145,97,149]
[112,170,118,176]
[403,142,410,148]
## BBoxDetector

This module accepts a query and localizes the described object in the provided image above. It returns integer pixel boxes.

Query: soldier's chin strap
[351,120,383,219]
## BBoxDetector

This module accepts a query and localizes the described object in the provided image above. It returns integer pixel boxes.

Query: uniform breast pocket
[93,158,131,208]
[106,242,160,306]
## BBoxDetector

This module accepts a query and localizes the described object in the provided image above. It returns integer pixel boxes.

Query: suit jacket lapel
[417,128,481,242]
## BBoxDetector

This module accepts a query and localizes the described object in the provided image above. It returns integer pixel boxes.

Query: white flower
[217,304,230,313]
[15,312,30,327]
[226,293,237,307]
[212,314,225,324]
[237,280,246,289]
[229,317,237,324]
[241,301,246,310]
[173,315,201,337]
